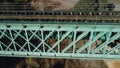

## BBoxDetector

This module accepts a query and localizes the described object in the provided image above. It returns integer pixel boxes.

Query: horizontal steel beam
[0,51,120,60]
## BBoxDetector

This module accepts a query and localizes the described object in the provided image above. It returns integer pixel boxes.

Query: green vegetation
[74,0,108,11]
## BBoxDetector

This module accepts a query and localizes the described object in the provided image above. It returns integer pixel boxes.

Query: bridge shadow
[53,60,65,68]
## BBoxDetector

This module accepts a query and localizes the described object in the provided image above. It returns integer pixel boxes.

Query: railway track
[0,10,120,23]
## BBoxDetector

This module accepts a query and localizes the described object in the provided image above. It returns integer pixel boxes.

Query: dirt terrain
[104,60,120,68]
[29,0,79,10]
[53,0,79,10]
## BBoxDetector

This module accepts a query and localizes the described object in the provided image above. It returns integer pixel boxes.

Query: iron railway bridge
[0,3,120,60]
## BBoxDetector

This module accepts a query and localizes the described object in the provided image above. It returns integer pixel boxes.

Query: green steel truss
[0,22,120,59]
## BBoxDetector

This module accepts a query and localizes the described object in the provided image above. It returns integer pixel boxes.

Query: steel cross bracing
[0,22,120,59]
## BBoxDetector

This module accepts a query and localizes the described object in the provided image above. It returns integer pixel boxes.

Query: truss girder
[0,23,120,59]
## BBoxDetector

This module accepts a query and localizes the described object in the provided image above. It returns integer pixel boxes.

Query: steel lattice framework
[0,22,120,59]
